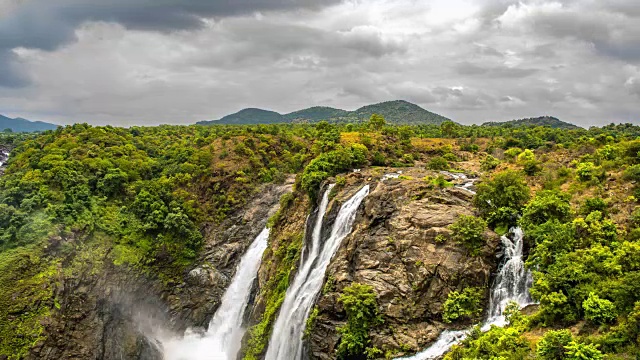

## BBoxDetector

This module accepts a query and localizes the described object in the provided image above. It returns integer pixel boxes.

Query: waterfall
[160,227,270,360]
[0,149,9,168]
[485,227,534,327]
[265,184,370,360]
[400,227,534,360]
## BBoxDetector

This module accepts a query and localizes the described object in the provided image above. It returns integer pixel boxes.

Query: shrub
[537,329,573,360]
[337,283,383,359]
[504,147,523,161]
[580,197,608,216]
[520,190,572,229]
[443,153,459,162]
[442,287,483,323]
[564,341,604,360]
[523,160,541,176]
[449,215,487,255]
[480,155,500,171]
[576,162,599,182]
[474,170,531,218]
[583,293,617,324]
[427,156,450,170]
[517,149,536,163]
[431,175,453,188]
[623,164,640,181]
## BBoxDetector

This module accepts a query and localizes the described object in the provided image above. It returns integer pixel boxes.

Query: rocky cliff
[242,168,500,360]
[306,169,500,359]
[24,180,292,360]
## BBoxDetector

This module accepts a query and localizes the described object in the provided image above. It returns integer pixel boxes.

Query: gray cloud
[0,0,638,127]
[454,61,539,78]
[0,0,343,86]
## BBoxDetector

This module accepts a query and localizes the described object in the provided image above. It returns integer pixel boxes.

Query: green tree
[442,287,483,323]
[336,283,383,359]
[536,330,573,360]
[368,114,386,131]
[449,215,487,255]
[474,170,531,219]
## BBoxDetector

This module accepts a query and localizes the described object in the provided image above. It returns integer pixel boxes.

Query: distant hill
[482,116,579,129]
[346,100,449,125]
[197,100,451,126]
[212,108,284,125]
[283,106,348,123]
[0,114,58,132]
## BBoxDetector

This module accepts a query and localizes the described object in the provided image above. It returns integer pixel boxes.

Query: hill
[283,106,348,122]
[0,114,58,132]
[346,100,450,125]
[482,116,579,129]
[197,100,451,126]
[201,108,284,125]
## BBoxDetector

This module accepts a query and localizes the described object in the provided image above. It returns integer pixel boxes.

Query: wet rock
[307,173,500,359]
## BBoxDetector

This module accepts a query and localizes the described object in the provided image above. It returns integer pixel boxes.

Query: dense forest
[1,117,639,359]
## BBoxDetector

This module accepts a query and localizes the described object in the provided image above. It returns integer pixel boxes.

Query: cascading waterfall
[0,149,9,168]
[160,227,270,360]
[400,227,534,360]
[265,184,370,360]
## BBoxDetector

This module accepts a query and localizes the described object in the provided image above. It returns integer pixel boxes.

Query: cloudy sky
[0,0,639,127]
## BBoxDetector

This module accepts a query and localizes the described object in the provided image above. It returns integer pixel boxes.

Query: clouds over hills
[0,0,638,127]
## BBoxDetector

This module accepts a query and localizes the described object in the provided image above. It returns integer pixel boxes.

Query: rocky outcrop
[26,179,293,360]
[307,169,500,359]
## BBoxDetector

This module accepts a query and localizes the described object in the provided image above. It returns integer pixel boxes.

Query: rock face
[26,180,293,360]
[306,171,500,359]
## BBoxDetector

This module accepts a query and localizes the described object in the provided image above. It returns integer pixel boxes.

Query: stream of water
[265,185,370,360]
[160,227,270,360]
[400,227,534,360]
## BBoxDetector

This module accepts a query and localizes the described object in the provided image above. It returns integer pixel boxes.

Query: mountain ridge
[197,100,451,126]
[0,114,58,132]
[482,116,579,129]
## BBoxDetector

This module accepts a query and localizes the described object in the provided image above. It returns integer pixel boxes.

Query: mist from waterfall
[265,184,370,360]
[400,227,534,360]
[160,227,270,360]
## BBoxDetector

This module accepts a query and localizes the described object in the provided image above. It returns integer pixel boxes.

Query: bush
[564,341,604,360]
[337,283,383,359]
[520,190,572,229]
[537,329,573,360]
[427,156,450,170]
[474,170,531,218]
[517,149,536,163]
[583,293,617,324]
[576,162,600,182]
[580,197,608,216]
[623,164,640,181]
[504,147,522,161]
[449,215,487,255]
[523,160,541,176]
[442,287,483,323]
[300,144,368,199]
[443,153,459,162]
[480,155,500,171]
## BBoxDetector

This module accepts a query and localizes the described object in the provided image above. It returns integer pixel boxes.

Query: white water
[400,227,534,360]
[0,150,9,168]
[160,227,270,360]
[265,185,370,360]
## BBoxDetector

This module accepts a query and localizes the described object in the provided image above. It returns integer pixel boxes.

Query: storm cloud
[0,0,638,126]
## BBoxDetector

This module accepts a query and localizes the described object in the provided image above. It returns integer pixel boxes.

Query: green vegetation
[449,215,488,255]
[474,170,530,232]
[427,156,450,170]
[442,287,484,323]
[336,283,383,359]
[3,115,640,359]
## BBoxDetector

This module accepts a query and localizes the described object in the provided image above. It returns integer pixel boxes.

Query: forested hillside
[0,117,639,359]
[198,100,450,125]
